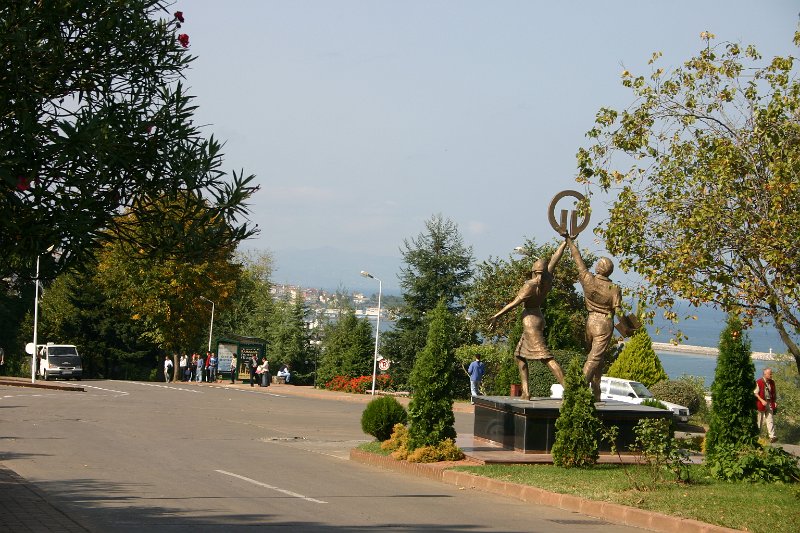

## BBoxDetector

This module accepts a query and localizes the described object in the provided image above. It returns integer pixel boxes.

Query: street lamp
[360,271,382,395]
[31,245,55,383]
[199,296,215,353]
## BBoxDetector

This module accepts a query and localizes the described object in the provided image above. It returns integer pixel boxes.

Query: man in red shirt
[754,367,778,443]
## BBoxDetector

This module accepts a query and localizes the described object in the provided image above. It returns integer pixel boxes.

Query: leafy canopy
[576,30,800,372]
[1,1,257,283]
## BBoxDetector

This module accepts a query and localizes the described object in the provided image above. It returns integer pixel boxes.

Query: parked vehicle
[37,344,83,381]
[550,375,690,422]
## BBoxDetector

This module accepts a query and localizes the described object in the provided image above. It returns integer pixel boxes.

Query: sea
[649,304,784,388]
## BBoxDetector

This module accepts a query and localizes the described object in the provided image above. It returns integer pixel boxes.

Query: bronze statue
[566,235,622,401]
[489,240,568,399]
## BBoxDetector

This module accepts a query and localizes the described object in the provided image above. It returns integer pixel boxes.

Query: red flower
[15,175,31,191]
[174,11,184,23]
[178,33,189,48]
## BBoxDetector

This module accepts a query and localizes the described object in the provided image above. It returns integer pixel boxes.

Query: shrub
[706,314,759,467]
[650,377,706,414]
[706,444,800,483]
[324,374,391,393]
[551,357,601,467]
[361,396,408,441]
[607,329,668,388]
[407,300,457,451]
[630,418,691,484]
[381,423,408,452]
[406,438,465,463]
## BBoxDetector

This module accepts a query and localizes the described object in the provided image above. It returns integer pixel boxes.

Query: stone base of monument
[473,396,673,454]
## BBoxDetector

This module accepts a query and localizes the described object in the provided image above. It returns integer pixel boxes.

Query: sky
[179,1,798,291]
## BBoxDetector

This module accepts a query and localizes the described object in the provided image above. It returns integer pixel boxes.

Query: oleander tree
[576,30,800,374]
[1,1,257,285]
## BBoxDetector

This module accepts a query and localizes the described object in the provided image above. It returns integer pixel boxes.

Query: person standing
[230,353,238,384]
[179,354,188,382]
[209,352,218,382]
[754,367,778,443]
[259,358,270,387]
[566,235,622,401]
[163,355,173,383]
[467,353,486,404]
[249,354,258,387]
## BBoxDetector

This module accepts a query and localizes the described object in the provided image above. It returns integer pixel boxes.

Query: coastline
[651,342,777,361]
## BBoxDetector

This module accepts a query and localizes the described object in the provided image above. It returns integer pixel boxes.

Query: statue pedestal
[473,396,673,454]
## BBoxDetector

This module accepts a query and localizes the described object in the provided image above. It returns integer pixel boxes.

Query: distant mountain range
[271,247,404,295]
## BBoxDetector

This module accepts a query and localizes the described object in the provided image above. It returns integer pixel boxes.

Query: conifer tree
[607,329,668,388]
[382,214,474,388]
[705,313,758,459]
[317,308,375,385]
[407,300,457,450]
[551,357,601,467]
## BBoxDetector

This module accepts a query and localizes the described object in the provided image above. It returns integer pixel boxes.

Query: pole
[370,277,382,395]
[208,300,214,353]
[31,254,41,384]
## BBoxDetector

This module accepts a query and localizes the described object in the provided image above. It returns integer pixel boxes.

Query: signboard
[378,359,390,371]
[217,343,236,375]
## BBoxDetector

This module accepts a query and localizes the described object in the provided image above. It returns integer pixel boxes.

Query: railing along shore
[651,342,777,361]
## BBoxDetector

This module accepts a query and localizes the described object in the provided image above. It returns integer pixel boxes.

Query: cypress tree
[407,300,457,450]
[705,313,758,459]
[551,357,601,467]
[607,328,668,388]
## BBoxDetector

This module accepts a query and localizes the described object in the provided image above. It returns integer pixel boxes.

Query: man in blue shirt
[467,354,486,405]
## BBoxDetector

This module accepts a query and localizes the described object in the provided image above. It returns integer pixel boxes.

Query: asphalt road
[0,380,646,532]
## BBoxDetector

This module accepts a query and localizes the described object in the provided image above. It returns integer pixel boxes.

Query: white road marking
[215,469,328,504]
[81,384,129,395]
[128,382,202,393]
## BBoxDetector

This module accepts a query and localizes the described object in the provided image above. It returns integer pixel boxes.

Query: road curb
[0,378,84,392]
[350,449,741,533]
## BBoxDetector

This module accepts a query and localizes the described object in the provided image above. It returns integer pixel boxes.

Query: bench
[272,375,287,384]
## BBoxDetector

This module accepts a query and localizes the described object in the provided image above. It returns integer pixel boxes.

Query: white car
[549,376,690,422]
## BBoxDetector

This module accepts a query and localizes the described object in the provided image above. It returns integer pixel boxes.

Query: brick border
[350,449,741,533]
[0,378,84,392]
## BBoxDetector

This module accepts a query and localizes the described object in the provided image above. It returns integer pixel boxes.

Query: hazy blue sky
[180,1,798,289]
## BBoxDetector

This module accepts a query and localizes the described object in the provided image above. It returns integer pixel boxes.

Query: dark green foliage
[317,308,375,386]
[407,300,457,450]
[706,314,759,468]
[706,444,800,483]
[650,378,706,414]
[529,349,585,397]
[552,357,601,467]
[268,296,317,381]
[607,329,668,388]
[1,1,257,282]
[361,396,408,441]
[382,214,474,388]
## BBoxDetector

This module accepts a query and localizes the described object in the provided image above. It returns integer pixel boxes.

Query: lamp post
[360,271,382,395]
[31,245,55,383]
[199,296,215,353]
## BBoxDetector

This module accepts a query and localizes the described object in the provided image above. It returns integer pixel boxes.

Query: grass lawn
[451,463,799,533]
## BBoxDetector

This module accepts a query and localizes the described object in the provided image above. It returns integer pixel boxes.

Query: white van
[37,344,83,381]
[550,375,690,422]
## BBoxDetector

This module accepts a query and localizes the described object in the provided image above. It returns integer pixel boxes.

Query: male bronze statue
[566,235,622,401]
[489,240,568,400]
